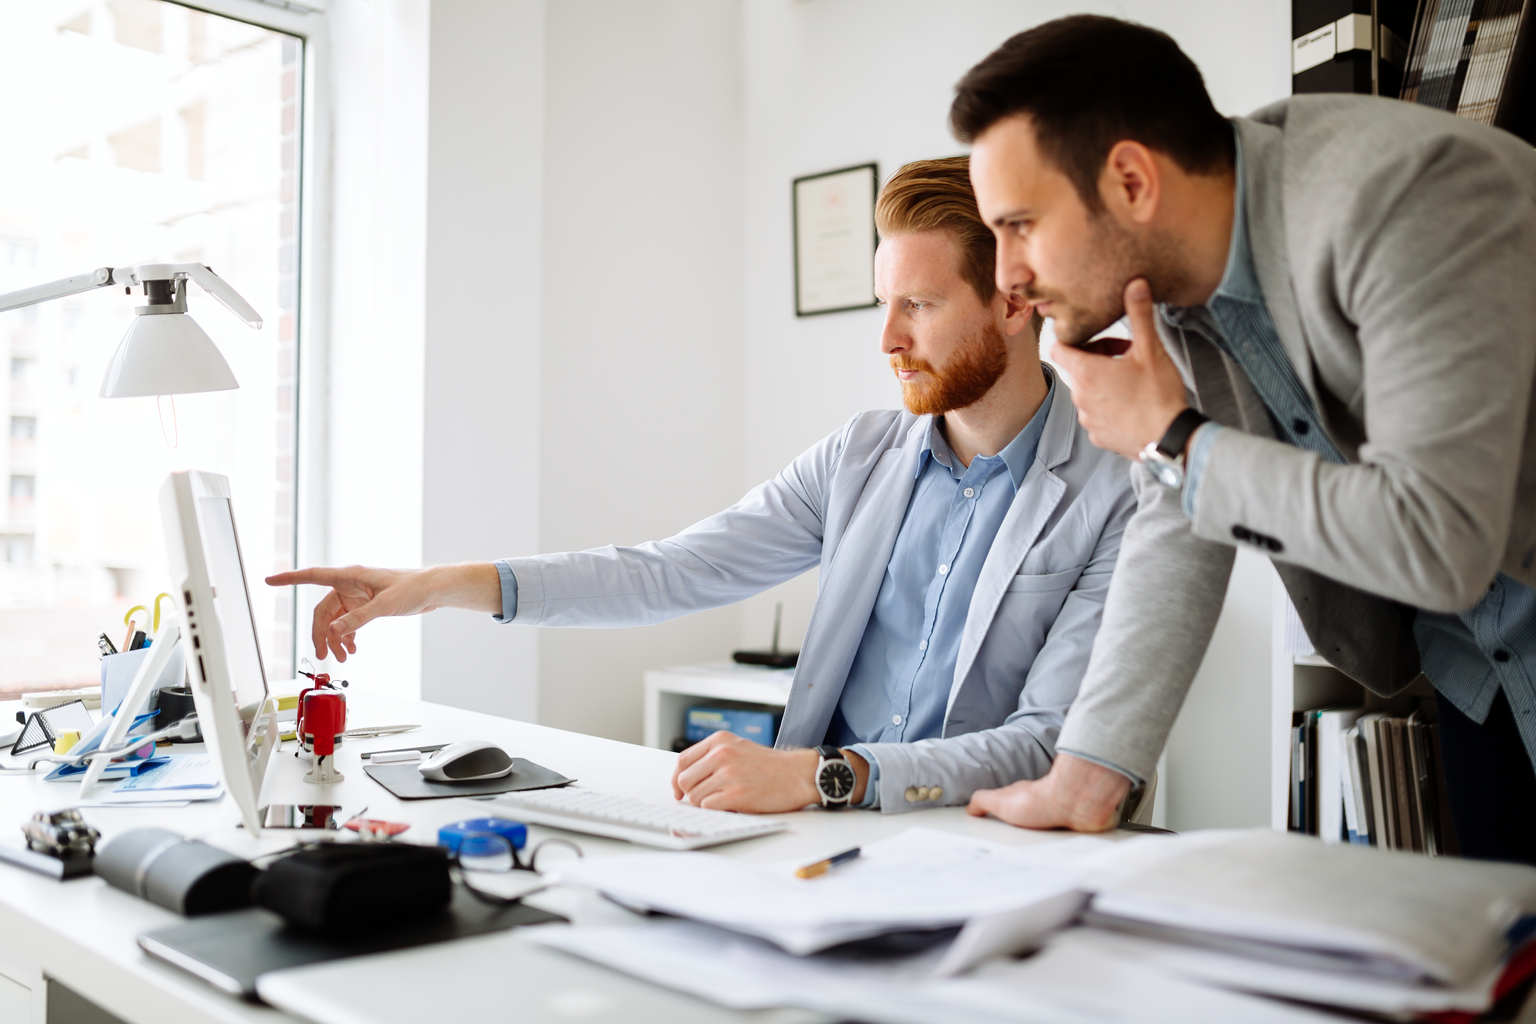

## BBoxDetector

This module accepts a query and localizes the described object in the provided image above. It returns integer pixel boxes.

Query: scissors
[121,593,174,651]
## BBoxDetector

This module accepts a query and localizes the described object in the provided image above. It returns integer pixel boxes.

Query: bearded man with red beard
[269,159,1138,818]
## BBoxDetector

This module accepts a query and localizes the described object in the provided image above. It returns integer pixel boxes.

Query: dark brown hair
[950,15,1234,211]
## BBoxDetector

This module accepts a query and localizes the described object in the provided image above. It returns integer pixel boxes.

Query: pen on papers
[795,846,860,879]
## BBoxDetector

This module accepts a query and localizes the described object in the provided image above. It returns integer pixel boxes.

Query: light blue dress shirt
[835,379,1054,805]
[1171,126,1536,774]
[495,375,1057,807]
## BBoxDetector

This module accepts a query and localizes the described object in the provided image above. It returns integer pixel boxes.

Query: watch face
[818,760,856,802]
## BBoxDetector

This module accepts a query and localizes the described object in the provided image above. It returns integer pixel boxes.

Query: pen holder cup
[100,645,186,719]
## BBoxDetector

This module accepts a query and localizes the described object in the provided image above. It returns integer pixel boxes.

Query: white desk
[0,691,1093,1024]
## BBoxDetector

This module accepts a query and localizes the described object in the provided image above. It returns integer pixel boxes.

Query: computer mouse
[417,741,515,782]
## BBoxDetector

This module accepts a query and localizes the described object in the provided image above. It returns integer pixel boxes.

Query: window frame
[165,0,332,678]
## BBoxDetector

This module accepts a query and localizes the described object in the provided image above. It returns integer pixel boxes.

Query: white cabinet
[642,661,793,750]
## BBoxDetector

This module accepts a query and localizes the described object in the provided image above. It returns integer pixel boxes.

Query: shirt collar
[916,366,1056,493]
[1210,124,1265,306]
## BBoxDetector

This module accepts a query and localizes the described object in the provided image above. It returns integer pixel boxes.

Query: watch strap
[814,744,842,761]
[1156,408,1209,460]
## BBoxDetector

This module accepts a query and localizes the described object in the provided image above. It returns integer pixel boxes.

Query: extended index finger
[267,567,349,588]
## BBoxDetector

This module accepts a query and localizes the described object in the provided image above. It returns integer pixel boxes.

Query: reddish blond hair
[876,156,1040,334]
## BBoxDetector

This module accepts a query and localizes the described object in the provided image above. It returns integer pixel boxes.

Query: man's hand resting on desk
[265,563,501,662]
[672,731,871,814]
[966,753,1130,832]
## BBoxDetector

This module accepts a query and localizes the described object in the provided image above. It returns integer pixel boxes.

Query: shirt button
[918,639,927,651]
[1495,649,1511,663]
[938,564,949,575]
[1293,419,1310,435]
[963,487,975,498]
[892,715,902,726]
[905,786,921,802]
[929,786,943,802]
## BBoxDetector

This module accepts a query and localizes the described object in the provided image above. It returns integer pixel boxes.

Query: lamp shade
[99,312,238,398]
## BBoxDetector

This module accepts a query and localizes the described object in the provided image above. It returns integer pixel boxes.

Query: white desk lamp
[0,263,263,396]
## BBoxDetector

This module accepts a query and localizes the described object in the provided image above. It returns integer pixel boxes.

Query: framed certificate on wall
[793,163,878,316]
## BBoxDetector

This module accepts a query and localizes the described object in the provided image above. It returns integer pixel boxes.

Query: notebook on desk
[138,883,565,999]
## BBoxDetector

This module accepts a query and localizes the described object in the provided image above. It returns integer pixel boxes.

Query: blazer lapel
[1237,117,1325,416]
[944,386,1073,722]
[775,423,925,748]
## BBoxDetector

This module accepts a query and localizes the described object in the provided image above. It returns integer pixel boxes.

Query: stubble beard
[891,320,1010,417]
[1037,216,1188,347]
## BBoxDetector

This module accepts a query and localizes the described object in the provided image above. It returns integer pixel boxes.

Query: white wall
[420,0,545,721]
[534,0,746,741]
[323,0,429,698]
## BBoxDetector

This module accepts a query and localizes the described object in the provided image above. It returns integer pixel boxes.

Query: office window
[0,1,302,694]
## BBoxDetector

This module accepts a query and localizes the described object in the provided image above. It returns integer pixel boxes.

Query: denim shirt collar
[1211,124,1264,307]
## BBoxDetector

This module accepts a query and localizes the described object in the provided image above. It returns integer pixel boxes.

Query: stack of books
[1400,0,1535,139]
[1290,706,1457,854]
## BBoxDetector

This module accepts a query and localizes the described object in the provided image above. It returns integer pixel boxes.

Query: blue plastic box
[685,706,780,747]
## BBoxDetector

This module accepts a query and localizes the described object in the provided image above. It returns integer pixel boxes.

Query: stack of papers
[549,827,1109,954]
[529,918,1336,1024]
[1080,829,1536,1014]
[534,826,1536,1022]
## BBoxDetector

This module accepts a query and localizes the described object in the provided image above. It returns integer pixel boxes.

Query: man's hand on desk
[671,731,871,813]
[265,563,501,662]
[966,752,1129,832]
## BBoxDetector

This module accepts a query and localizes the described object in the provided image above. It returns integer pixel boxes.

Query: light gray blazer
[506,381,1134,811]
[1056,95,1536,782]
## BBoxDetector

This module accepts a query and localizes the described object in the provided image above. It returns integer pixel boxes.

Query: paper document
[1085,829,1536,989]
[1061,927,1501,1015]
[112,754,221,791]
[548,827,1110,954]
[529,918,1336,1024]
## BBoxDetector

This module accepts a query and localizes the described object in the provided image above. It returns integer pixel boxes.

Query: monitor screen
[194,494,270,749]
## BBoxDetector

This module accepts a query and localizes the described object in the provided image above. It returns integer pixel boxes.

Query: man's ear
[1099,140,1161,226]
[1000,289,1036,338]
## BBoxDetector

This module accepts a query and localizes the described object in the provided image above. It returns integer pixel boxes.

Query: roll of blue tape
[437,817,527,854]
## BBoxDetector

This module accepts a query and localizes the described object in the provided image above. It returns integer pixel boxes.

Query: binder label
[1294,23,1337,74]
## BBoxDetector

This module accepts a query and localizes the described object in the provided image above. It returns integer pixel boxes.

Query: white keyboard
[490,787,788,850]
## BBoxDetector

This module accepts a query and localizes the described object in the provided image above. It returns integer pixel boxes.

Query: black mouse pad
[138,883,565,998]
[362,757,574,800]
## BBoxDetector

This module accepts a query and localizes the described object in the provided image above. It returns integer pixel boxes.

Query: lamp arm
[172,263,262,328]
[1,262,260,331]
[0,267,126,314]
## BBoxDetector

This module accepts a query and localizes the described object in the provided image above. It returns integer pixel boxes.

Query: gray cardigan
[1056,95,1536,782]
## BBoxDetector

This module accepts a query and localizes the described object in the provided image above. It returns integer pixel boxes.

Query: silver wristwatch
[813,744,856,808]
[1138,409,1209,489]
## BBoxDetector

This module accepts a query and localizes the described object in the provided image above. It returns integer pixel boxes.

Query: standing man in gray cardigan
[955,16,1536,864]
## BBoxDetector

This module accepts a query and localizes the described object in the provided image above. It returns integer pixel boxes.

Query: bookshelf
[1268,571,1441,839]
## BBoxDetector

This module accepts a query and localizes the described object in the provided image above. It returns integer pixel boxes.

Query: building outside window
[0,0,302,694]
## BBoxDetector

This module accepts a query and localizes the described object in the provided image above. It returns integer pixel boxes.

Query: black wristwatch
[1138,408,1209,489]
[813,744,856,808]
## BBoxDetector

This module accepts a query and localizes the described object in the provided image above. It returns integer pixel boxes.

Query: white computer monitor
[159,469,279,835]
